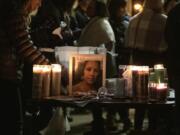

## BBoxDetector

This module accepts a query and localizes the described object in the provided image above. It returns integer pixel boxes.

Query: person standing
[107,0,131,132]
[109,0,130,66]
[77,0,116,134]
[125,0,167,66]
[0,0,49,134]
[78,0,117,78]
[74,0,91,29]
[125,0,167,133]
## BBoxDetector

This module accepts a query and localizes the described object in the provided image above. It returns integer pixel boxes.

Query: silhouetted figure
[125,0,167,133]
[165,2,180,135]
[0,0,49,134]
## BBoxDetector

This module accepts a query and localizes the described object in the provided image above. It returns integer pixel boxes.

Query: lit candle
[156,83,168,101]
[148,83,157,101]
[42,65,51,97]
[32,65,43,99]
[51,64,61,96]
[131,66,149,100]
[148,83,168,102]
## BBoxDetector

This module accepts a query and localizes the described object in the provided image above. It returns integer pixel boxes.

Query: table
[27,96,175,135]
[29,95,175,109]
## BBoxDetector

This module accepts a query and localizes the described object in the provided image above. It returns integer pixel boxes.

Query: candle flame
[128,65,149,72]
[154,64,164,70]
[33,65,43,73]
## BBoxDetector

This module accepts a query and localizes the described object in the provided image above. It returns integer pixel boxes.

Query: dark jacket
[30,0,62,48]
[109,15,130,66]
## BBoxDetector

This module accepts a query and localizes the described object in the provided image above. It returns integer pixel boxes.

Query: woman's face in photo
[83,61,100,84]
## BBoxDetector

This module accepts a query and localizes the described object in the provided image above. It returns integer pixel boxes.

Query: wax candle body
[32,65,43,99]
[51,64,61,96]
[148,83,168,102]
[131,66,149,100]
[42,65,51,97]
[156,83,168,101]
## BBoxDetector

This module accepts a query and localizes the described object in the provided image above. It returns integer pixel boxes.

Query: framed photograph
[69,54,106,95]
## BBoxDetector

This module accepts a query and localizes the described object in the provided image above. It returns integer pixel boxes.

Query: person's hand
[52,27,63,39]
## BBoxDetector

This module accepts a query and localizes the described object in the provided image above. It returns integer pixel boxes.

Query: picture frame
[69,54,106,95]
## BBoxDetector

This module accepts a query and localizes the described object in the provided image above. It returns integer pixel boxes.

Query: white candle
[42,65,51,97]
[51,64,61,96]
[32,65,43,99]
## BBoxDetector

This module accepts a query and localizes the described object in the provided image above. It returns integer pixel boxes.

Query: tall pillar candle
[156,83,168,101]
[32,65,43,99]
[51,64,61,96]
[42,65,51,97]
[131,66,149,100]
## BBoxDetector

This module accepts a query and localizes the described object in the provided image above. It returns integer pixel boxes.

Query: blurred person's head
[52,0,78,13]
[78,0,92,11]
[23,0,42,15]
[164,0,178,14]
[108,0,128,20]
[86,0,109,17]
[144,0,165,13]
[2,0,42,16]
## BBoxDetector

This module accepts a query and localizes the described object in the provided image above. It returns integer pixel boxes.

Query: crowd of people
[1,0,180,134]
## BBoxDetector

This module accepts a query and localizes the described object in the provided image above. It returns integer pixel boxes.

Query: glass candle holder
[148,83,168,102]
[156,83,168,101]
[131,66,149,100]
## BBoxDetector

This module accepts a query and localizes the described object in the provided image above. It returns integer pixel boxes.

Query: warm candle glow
[33,65,43,73]
[154,64,164,70]
[156,83,167,90]
[129,65,149,72]
[42,65,51,72]
[134,3,143,12]
[149,82,168,102]
[51,64,61,96]
[51,64,61,72]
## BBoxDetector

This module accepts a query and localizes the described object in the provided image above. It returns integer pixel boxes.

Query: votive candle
[42,65,51,97]
[32,65,43,99]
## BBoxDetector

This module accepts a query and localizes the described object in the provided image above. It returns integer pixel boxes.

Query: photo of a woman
[73,60,102,93]
[69,54,106,95]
